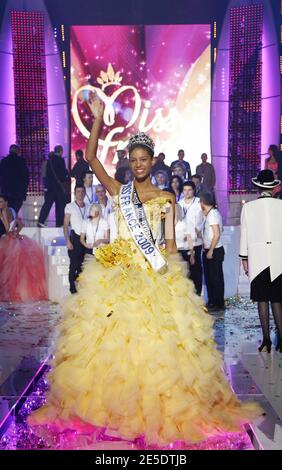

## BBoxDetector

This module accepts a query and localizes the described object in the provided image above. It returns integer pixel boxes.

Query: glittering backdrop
[70,25,211,175]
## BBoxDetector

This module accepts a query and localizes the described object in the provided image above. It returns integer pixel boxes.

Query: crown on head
[127,132,155,154]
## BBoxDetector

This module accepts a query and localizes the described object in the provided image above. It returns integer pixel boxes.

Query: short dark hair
[200,191,216,207]
[178,149,184,154]
[74,184,85,192]
[54,145,63,154]
[75,149,84,158]
[82,170,93,180]
[183,180,196,191]
[9,144,20,154]
[0,194,8,202]
[192,174,201,182]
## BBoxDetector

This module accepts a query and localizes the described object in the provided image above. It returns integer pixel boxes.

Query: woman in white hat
[240,169,282,353]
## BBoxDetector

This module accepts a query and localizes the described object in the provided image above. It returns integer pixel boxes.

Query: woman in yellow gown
[29,95,260,445]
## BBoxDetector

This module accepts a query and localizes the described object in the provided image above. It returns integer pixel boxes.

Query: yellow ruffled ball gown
[29,196,260,445]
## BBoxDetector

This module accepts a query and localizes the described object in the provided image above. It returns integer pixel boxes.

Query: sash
[119,182,167,273]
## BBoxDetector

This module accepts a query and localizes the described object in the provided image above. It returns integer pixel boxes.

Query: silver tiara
[127,132,155,153]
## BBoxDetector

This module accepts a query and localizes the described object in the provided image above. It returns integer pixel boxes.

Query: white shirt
[175,220,189,250]
[203,208,223,250]
[84,186,97,205]
[179,197,203,247]
[240,197,282,283]
[81,218,109,246]
[99,197,112,221]
[65,202,90,235]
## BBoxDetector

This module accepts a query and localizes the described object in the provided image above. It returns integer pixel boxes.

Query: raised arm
[85,94,121,196]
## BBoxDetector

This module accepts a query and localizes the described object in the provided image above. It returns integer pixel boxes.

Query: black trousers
[189,245,203,296]
[178,247,202,296]
[68,231,85,293]
[38,189,66,227]
[203,246,225,307]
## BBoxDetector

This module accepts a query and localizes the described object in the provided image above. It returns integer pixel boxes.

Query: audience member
[196,153,216,191]
[175,202,195,270]
[80,203,110,261]
[179,181,203,295]
[192,174,205,197]
[70,149,90,184]
[114,166,133,184]
[95,184,112,221]
[151,152,172,181]
[201,191,225,311]
[83,170,97,205]
[168,175,184,202]
[0,144,29,213]
[64,185,90,294]
[153,169,169,190]
[170,149,191,180]
[115,149,129,170]
[38,146,69,227]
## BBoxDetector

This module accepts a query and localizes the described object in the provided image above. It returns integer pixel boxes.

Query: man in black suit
[38,145,69,227]
[0,144,29,213]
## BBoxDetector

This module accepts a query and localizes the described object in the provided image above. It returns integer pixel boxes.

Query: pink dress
[0,231,47,302]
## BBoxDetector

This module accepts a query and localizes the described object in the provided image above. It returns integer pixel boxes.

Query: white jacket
[239,197,282,283]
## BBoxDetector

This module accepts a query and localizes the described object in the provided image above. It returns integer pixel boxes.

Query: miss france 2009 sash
[119,182,168,273]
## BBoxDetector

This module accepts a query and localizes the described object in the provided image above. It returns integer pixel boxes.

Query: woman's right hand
[86,92,104,119]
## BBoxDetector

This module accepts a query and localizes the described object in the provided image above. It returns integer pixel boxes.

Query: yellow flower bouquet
[95,237,136,268]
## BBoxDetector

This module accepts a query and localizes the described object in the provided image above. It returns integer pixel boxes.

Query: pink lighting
[11,10,49,194]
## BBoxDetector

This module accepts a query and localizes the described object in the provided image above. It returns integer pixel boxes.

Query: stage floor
[0,298,281,450]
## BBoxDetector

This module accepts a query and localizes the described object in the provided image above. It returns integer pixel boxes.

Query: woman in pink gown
[0,194,47,302]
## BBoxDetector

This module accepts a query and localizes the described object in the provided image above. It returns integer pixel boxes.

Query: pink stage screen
[71,25,211,175]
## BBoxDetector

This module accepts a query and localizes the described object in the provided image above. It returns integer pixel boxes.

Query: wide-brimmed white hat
[252,169,281,189]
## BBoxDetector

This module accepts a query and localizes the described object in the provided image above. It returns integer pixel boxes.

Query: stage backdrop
[70,25,211,175]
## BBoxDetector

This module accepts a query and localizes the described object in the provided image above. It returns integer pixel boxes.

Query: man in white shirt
[179,181,204,295]
[200,191,224,311]
[83,171,97,205]
[95,184,112,221]
[64,185,90,293]
[80,203,110,260]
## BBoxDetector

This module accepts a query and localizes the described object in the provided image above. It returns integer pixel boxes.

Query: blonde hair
[89,203,102,218]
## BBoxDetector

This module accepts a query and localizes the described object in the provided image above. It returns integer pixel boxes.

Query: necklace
[91,217,100,242]
[75,201,86,219]
[91,217,101,254]
[183,197,195,216]
[85,186,94,204]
